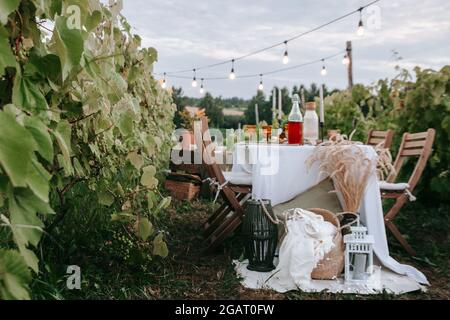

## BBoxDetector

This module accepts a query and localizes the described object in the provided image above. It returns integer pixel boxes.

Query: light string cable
[157,0,381,76]
[164,51,344,81]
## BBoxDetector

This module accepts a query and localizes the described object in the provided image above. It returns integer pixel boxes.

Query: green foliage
[0,0,175,299]
[200,92,224,128]
[321,89,368,142]
[393,66,450,203]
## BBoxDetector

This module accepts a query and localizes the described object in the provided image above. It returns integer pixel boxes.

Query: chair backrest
[197,117,228,186]
[387,129,436,192]
[367,129,394,150]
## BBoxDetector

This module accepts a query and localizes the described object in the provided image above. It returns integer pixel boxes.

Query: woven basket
[165,180,200,201]
[308,208,344,280]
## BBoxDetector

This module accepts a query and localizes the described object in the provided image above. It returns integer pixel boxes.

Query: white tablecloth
[232,143,428,285]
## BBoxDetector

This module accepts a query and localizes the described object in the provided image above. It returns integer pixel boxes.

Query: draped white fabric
[232,143,428,285]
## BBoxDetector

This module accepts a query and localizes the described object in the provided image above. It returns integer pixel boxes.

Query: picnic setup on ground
[159,0,442,297]
[168,91,435,294]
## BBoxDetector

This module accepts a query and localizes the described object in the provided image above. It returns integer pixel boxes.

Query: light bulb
[229,69,236,80]
[342,55,350,65]
[283,52,289,65]
[282,41,289,64]
[161,73,167,89]
[258,82,264,91]
[229,59,236,80]
[199,78,205,94]
[192,78,197,87]
[357,20,364,36]
[321,66,327,76]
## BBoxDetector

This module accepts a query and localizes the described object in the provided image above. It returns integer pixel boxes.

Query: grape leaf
[0,0,20,25]
[0,112,36,187]
[0,249,32,300]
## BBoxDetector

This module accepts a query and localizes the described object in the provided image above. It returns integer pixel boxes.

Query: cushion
[379,181,410,191]
[223,171,252,186]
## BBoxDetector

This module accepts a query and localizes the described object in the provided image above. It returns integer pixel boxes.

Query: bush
[0,0,174,299]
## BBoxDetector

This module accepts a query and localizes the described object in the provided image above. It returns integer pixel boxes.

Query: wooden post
[346,41,354,89]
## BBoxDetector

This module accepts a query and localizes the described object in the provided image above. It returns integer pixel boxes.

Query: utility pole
[346,41,354,89]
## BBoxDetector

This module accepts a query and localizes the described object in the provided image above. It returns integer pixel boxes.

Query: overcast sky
[121,0,450,99]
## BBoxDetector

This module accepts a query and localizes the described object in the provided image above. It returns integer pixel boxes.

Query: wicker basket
[308,208,345,280]
[165,180,200,201]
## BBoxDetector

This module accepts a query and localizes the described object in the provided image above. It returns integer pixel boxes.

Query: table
[232,143,428,284]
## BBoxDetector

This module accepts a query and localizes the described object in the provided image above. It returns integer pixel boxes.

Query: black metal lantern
[243,199,278,272]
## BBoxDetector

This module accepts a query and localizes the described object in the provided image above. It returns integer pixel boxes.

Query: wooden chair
[380,129,436,255]
[367,129,394,150]
[194,117,252,253]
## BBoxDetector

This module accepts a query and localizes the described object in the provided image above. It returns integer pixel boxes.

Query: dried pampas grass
[374,142,396,182]
[307,133,375,213]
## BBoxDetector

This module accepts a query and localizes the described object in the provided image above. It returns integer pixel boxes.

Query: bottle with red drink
[288,94,303,145]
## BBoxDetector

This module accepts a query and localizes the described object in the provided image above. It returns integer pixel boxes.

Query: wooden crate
[165,179,200,201]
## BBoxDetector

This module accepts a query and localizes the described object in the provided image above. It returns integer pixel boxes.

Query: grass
[31,196,449,300]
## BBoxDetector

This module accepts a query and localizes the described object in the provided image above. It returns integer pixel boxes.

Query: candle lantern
[344,223,375,283]
[242,199,278,272]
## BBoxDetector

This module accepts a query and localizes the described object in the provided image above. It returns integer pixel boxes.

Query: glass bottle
[288,94,303,145]
[303,102,319,144]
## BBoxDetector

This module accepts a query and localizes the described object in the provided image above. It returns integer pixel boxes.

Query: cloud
[121,0,450,98]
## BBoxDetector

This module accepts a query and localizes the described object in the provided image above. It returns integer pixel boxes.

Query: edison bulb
[258,82,264,91]
[342,56,350,65]
[192,79,198,87]
[200,87,204,94]
[321,67,327,76]
[229,71,236,80]
[161,80,167,89]
[283,52,289,65]
[357,21,365,36]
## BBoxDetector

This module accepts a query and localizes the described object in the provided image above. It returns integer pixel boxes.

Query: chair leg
[205,202,228,226]
[204,214,243,254]
[204,193,246,236]
[204,205,233,237]
[385,220,417,256]
[384,194,416,256]
[384,194,408,222]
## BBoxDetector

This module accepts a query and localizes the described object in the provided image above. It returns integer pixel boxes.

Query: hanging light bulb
[229,59,236,80]
[321,60,327,76]
[191,69,198,87]
[342,55,350,65]
[282,41,289,65]
[357,8,365,36]
[258,74,264,91]
[161,73,167,89]
[199,78,205,95]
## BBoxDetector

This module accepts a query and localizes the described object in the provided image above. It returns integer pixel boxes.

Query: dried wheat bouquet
[306,134,376,213]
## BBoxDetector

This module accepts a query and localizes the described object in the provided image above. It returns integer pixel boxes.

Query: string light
[282,41,289,64]
[200,78,205,94]
[191,69,198,87]
[161,73,167,89]
[321,59,327,76]
[229,59,236,80]
[258,74,264,91]
[342,54,350,65]
[162,51,344,82]
[357,8,365,36]
[160,0,380,76]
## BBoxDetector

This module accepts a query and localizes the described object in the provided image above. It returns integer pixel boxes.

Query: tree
[172,87,189,128]
[245,90,271,124]
[200,93,223,128]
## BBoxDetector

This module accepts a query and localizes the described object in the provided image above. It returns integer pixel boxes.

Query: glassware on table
[288,94,304,145]
[303,102,319,144]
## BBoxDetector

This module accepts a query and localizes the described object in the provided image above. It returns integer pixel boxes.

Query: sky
[121,0,450,99]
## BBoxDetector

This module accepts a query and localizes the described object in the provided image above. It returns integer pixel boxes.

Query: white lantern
[344,224,375,283]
